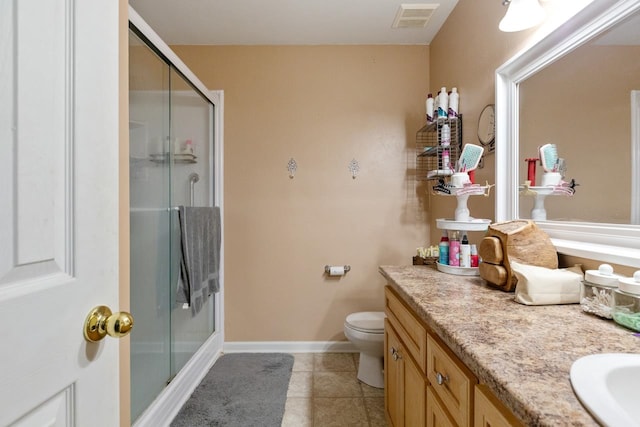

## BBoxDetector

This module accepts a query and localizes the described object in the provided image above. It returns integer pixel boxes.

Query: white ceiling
[128,0,459,45]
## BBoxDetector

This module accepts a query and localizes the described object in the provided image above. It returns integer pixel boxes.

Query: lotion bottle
[448,87,459,119]
[441,124,451,146]
[438,231,449,265]
[437,87,448,119]
[441,149,450,171]
[426,93,434,124]
[460,233,470,268]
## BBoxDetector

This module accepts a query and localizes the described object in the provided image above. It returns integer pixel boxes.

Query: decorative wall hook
[348,158,360,179]
[287,158,298,179]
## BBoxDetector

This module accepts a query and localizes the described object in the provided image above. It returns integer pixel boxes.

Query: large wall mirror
[496,0,640,267]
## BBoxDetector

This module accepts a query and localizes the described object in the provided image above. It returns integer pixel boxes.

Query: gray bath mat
[171,353,294,427]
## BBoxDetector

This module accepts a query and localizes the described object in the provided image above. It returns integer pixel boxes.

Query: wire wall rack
[416,116,463,181]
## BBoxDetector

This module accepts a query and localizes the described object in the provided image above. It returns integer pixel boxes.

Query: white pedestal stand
[434,185,492,276]
[519,184,573,221]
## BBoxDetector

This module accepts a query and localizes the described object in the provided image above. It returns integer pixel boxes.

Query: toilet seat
[345,311,385,334]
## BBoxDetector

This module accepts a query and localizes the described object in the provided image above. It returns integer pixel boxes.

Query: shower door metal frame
[129,6,224,426]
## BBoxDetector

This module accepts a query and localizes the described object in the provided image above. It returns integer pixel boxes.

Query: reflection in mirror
[518,10,640,224]
[496,0,640,266]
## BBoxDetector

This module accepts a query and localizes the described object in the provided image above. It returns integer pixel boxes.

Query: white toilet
[344,311,386,388]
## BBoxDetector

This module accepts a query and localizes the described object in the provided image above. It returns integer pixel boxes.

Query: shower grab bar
[188,173,200,207]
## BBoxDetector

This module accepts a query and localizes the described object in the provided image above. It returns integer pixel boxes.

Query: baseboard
[132,331,223,427]
[223,341,357,353]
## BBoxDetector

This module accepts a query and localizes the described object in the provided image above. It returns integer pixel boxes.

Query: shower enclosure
[128,9,224,424]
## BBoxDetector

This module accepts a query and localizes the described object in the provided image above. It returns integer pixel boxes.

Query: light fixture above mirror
[499,0,545,32]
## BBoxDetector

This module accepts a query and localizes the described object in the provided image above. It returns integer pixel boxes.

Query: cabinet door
[427,334,476,426]
[427,385,457,427]
[404,351,426,426]
[385,319,404,426]
[474,385,523,427]
[385,318,427,427]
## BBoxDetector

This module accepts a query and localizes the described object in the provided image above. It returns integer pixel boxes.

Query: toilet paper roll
[329,266,345,276]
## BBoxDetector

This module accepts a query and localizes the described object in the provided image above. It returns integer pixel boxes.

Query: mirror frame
[496,0,640,268]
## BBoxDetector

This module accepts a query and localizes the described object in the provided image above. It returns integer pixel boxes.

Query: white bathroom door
[0,1,121,426]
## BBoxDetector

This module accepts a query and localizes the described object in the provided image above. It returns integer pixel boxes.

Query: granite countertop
[379,265,640,427]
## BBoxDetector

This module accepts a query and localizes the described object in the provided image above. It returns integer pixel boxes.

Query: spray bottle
[438,231,449,265]
[449,231,460,267]
[460,233,471,268]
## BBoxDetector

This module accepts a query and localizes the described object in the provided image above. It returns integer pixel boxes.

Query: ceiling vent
[392,3,439,29]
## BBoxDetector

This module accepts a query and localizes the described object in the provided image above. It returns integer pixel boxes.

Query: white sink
[570,353,640,426]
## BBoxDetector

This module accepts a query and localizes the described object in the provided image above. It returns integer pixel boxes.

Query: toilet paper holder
[324,265,351,274]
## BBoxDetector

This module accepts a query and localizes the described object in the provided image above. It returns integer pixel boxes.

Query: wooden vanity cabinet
[385,319,426,426]
[427,334,476,426]
[426,386,457,427]
[474,384,524,427]
[384,286,521,427]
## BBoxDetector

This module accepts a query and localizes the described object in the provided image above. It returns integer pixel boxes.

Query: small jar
[580,281,617,319]
[579,264,622,319]
[612,271,640,332]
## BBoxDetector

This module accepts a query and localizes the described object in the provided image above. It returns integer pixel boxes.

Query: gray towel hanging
[176,206,221,316]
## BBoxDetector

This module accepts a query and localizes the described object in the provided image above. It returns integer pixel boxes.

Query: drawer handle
[390,347,402,361]
[436,371,449,385]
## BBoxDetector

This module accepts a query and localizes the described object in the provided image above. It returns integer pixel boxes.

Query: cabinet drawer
[427,334,477,427]
[474,384,523,427]
[385,286,427,372]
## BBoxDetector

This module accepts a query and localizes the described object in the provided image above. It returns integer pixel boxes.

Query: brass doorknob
[84,305,134,342]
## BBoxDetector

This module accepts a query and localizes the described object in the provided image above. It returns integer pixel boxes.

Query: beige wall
[173,45,430,341]
[427,0,534,245]
[166,1,619,343]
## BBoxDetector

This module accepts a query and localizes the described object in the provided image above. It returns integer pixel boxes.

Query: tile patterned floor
[282,353,388,427]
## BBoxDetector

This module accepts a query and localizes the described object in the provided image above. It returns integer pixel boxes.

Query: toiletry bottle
[448,87,459,119]
[434,93,440,119]
[449,231,460,267]
[460,234,471,268]
[441,124,451,146]
[470,244,479,267]
[184,139,194,155]
[438,87,448,119]
[525,158,538,186]
[441,149,450,171]
[438,231,449,265]
[426,93,434,125]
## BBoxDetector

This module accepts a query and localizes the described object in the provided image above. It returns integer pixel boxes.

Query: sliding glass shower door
[129,28,216,422]
[129,29,172,422]
[169,72,216,373]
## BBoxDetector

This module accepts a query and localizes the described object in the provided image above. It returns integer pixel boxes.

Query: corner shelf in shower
[149,153,198,164]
